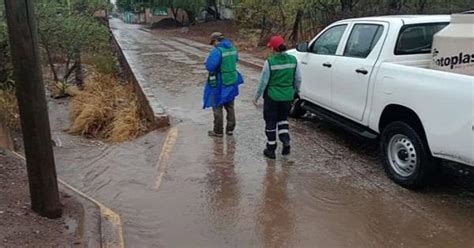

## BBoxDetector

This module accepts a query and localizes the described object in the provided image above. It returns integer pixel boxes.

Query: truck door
[331,23,387,121]
[298,24,348,108]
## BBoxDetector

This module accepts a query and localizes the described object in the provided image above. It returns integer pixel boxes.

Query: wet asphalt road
[55,19,474,247]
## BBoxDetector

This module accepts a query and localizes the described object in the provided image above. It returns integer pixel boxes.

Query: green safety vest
[208,46,238,88]
[217,46,238,86]
[267,53,297,101]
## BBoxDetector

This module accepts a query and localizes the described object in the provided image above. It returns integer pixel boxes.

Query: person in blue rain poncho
[203,32,244,137]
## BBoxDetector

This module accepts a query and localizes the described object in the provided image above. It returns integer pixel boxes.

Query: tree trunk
[289,9,304,44]
[340,0,356,17]
[74,51,83,87]
[387,0,403,14]
[213,1,220,20]
[63,62,77,83]
[340,0,351,12]
[182,8,196,26]
[4,0,62,219]
[0,42,10,85]
[43,43,59,83]
[416,0,428,13]
[258,15,272,47]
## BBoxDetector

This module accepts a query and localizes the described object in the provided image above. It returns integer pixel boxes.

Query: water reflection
[205,137,241,240]
[258,160,295,248]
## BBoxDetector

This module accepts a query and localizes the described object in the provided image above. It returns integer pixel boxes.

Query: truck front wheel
[289,99,306,118]
[380,121,438,189]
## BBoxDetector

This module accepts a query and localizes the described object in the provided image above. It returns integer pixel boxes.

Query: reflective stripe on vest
[208,74,217,87]
[222,51,238,57]
[270,64,297,70]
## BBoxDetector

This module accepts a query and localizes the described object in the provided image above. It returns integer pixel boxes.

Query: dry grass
[68,72,149,142]
[0,89,19,129]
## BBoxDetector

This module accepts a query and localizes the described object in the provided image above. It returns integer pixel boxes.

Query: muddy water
[49,19,474,247]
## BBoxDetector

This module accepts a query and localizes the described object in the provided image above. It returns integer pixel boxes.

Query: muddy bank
[0,152,83,247]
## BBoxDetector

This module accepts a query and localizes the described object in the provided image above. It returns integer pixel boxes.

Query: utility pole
[4,0,62,218]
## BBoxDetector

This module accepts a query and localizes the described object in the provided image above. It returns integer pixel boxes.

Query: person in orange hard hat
[253,36,302,159]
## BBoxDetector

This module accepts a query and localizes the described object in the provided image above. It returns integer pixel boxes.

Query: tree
[237,0,472,47]
[36,2,111,87]
[153,0,207,25]
[116,0,132,11]
[386,0,404,14]
[206,0,221,20]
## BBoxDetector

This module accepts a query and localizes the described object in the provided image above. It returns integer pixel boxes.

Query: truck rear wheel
[380,121,438,189]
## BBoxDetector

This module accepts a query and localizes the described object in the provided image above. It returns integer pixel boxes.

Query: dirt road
[52,19,474,247]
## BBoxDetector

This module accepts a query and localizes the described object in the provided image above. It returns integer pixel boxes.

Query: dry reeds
[68,72,149,142]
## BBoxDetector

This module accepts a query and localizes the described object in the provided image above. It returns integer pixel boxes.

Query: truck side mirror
[296,42,309,52]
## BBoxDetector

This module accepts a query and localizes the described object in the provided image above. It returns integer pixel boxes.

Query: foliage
[36,0,112,15]
[0,16,18,128]
[36,2,112,84]
[0,5,13,90]
[116,0,154,12]
[152,0,207,25]
[116,0,207,24]
[0,3,17,129]
[88,52,118,75]
[116,0,133,11]
[236,0,473,45]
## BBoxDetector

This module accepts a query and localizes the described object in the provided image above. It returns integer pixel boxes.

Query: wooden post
[4,0,62,218]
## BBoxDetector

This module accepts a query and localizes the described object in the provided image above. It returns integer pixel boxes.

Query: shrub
[0,19,13,90]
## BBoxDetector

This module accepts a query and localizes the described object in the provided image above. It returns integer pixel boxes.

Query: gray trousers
[212,101,236,134]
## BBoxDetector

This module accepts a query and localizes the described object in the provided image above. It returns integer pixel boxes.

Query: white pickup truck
[289,15,473,188]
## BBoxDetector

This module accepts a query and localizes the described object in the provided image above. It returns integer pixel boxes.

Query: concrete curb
[58,179,125,248]
[111,29,170,129]
[58,183,102,247]
[9,151,126,248]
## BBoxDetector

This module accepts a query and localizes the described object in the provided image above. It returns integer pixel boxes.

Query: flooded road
[51,19,474,247]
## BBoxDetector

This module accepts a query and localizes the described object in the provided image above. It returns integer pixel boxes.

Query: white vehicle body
[290,15,473,178]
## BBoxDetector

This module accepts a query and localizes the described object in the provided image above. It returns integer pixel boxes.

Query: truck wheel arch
[379,105,428,142]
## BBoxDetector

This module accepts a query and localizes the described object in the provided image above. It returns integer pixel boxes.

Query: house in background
[215,0,237,19]
[203,0,237,20]
[121,11,145,24]
[144,7,189,25]
[121,0,237,25]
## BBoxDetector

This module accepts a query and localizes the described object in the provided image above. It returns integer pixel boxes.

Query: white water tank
[431,12,474,76]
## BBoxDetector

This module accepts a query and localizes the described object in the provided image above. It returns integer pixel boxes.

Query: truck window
[343,24,384,58]
[310,24,347,55]
[395,23,448,55]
